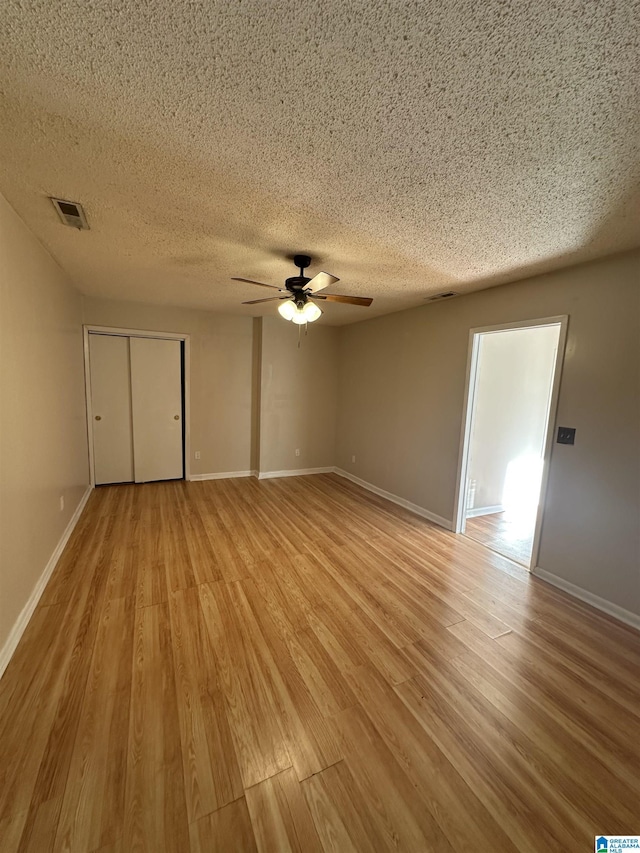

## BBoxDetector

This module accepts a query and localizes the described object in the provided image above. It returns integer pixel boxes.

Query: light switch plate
[557,426,576,445]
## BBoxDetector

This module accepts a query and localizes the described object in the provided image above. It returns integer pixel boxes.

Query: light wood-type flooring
[1,474,639,852]
[464,510,535,566]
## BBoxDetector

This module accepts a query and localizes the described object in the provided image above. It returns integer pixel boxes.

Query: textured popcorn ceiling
[1,1,638,325]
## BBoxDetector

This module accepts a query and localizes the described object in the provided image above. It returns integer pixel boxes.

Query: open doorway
[454,317,567,569]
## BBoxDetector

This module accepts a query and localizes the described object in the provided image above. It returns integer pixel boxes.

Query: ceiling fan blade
[305,271,339,293]
[311,293,373,306]
[232,277,282,290]
[242,296,290,305]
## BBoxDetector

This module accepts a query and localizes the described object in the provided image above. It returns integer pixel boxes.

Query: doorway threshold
[464,511,533,567]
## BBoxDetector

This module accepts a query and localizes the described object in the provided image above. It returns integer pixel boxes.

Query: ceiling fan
[233,255,373,324]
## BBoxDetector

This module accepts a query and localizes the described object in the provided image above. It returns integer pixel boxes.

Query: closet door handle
[174,415,180,420]
[95,415,102,421]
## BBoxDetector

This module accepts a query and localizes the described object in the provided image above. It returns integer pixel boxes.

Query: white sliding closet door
[89,334,135,485]
[130,336,183,483]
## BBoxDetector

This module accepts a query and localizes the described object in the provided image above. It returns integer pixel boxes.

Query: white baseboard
[190,470,257,481]
[0,484,94,681]
[334,468,452,530]
[466,504,504,518]
[532,567,640,632]
[258,467,335,480]
[191,468,334,482]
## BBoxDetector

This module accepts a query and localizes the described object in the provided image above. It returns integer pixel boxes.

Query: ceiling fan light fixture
[235,255,371,319]
[302,301,322,322]
[290,304,311,324]
[278,298,322,324]
[278,300,297,321]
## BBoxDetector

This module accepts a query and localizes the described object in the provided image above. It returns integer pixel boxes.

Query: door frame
[83,325,192,486]
[452,315,568,570]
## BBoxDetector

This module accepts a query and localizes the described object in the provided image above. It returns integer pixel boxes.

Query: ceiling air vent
[50,197,89,230]
[426,291,458,302]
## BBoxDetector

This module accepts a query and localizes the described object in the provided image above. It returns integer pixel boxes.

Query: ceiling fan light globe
[278,300,297,321]
[290,310,308,325]
[302,301,322,322]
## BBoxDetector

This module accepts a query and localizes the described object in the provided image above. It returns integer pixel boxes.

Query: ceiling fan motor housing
[286,254,313,291]
[285,275,311,293]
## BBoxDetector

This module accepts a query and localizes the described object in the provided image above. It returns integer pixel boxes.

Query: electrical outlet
[59,495,64,511]
[194,450,201,460]
[351,455,356,463]
[295,448,301,457]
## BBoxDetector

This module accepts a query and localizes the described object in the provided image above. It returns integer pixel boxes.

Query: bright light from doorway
[501,453,543,537]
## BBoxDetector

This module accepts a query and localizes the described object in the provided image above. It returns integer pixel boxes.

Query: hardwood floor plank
[134,506,169,607]
[245,767,323,853]
[448,619,640,794]
[0,811,27,853]
[348,664,520,852]
[104,514,138,602]
[399,621,469,667]
[179,498,223,587]
[302,761,383,853]
[16,797,62,853]
[244,556,310,640]
[198,582,291,788]
[464,510,534,565]
[4,533,110,849]
[307,544,421,647]
[335,705,455,851]
[240,579,343,781]
[123,603,189,852]
[169,586,243,822]
[404,652,596,847]
[286,628,357,718]
[0,603,64,730]
[55,595,134,852]
[496,626,640,731]
[37,495,112,607]
[451,650,640,830]
[195,500,253,583]
[396,676,549,852]
[189,797,257,853]
[309,602,416,686]
[1,473,638,851]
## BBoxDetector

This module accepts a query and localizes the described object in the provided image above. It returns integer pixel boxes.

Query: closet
[88,332,184,485]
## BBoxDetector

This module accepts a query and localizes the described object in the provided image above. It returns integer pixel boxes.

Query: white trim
[0,485,93,680]
[461,316,569,336]
[258,467,335,480]
[532,567,640,632]
[190,470,257,481]
[452,315,569,573]
[465,504,504,518]
[529,318,568,573]
[83,325,192,484]
[453,328,482,534]
[84,324,189,340]
[334,468,452,530]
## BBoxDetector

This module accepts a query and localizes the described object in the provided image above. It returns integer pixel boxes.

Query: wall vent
[50,197,89,230]
[426,291,458,302]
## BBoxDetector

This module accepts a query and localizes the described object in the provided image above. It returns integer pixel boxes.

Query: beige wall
[468,325,559,510]
[337,250,640,616]
[82,298,255,476]
[2,197,637,658]
[259,318,338,473]
[0,192,89,656]
[80,303,339,479]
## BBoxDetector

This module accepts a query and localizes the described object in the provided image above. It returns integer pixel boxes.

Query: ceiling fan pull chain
[298,324,301,349]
